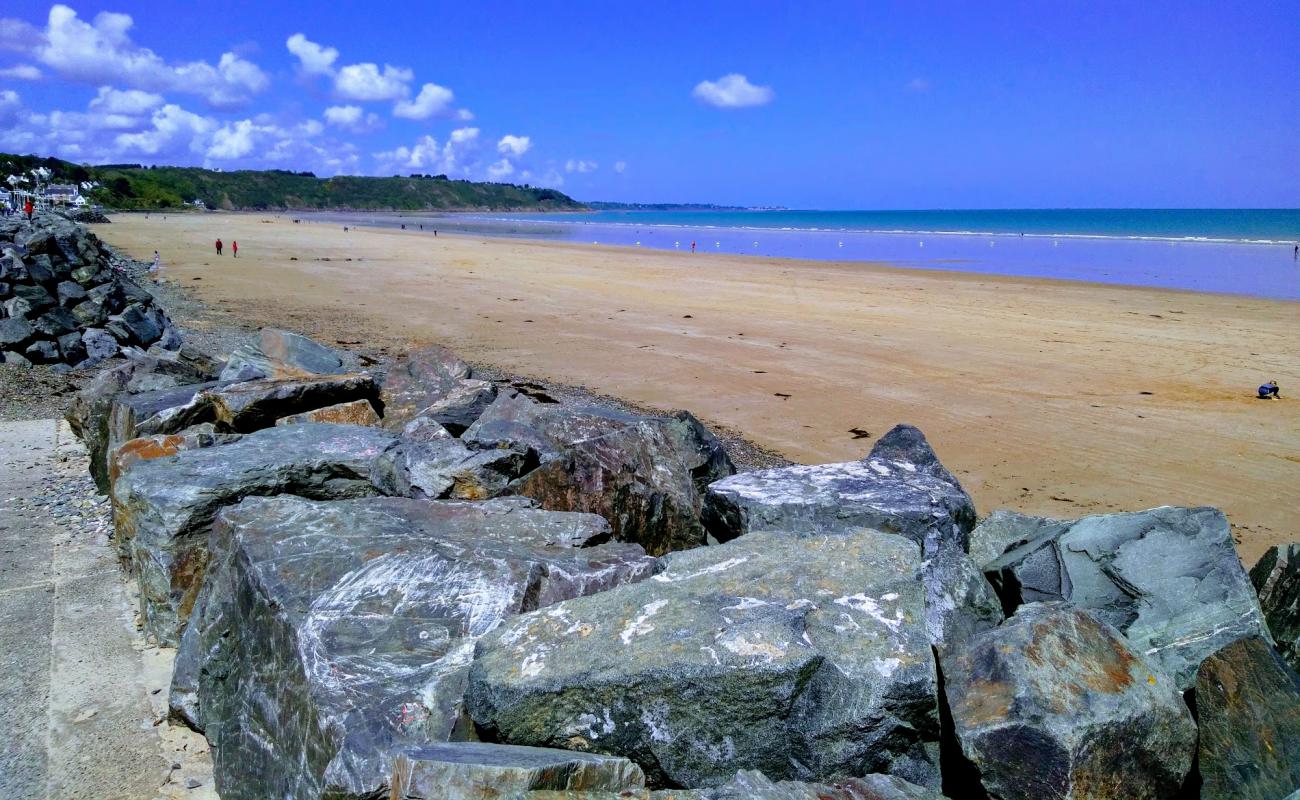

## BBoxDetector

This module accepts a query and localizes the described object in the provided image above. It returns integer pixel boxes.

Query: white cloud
[906,77,931,93]
[393,81,454,119]
[89,85,162,115]
[565,159,597,174]
[497,134,531,157]
[334,62,413,101]
[113,103,215,157]
[285,33,337,75]
[692,73,773,109]
[0,89,21,125]
[614,160,626,173]
[3,5,268,108]
[0,64,40,80]
[324,104,381,132]
[449,126,479,144]
[487,158,514,179]
[373,126,480,176]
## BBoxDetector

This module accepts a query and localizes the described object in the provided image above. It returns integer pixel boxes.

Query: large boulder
[112,423,396,644]
[1250,543,1300,672]
[380,345,493,433]
[968,510,1064,569]
[0,317,33,349]
[466,529,940,789]
[390,743,646,799]
[465,394,736,555]
[985,506,1271,689]
[180,495,654,800]
[921,546,1003,656]
[942,603,1196,800]
[702,425,974,556]
[370,437,530,500]
[274,398,381,426]
[672,770,945,800]
[200,373,379,432]
[218,327,345,381]
[1194,636,1300,800]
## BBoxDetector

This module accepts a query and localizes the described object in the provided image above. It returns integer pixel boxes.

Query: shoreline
[94,212,1300,562]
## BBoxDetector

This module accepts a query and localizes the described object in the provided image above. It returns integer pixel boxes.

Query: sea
[303,209,1300,300]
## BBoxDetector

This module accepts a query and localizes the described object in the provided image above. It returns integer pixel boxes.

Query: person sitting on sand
[1258,380,1280,399]
[150,250,160,273]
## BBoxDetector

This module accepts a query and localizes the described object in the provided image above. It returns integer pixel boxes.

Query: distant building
[45,184,86,206]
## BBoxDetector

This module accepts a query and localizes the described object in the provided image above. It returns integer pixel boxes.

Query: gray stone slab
[0,582,54,800]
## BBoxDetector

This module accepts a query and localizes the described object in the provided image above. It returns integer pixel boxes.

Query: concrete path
[0,419,216,799]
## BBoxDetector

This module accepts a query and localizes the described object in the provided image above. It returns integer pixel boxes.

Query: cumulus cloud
[393,81,454,119]
[333,62,412,101]
[0,5,268,108]
[89,85,163,115]
[486,158,514,179]
[0,64,41,79]
[692,73,773,108]
[285,33,337,75]
[565,159,597,174]
[496,134,531,157]
[323,104,381,132]
[373,126,480,176]
[614,160,627,174]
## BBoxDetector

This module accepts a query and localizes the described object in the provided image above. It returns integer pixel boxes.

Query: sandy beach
[101,213,1298,562]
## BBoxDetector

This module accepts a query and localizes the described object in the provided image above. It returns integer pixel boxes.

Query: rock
[218,327,345,381]
[682,770,945,800]
[112,423,395,644]
[33,307,79,337]
[181,495,653,799]
[404,415,454,442]
[24,338,59,363]
[967,510,1064,569]
[465,394,734,555]
[71,263,105,286]
[109,302,163,345]
[942,603,1196,800]
[985,506,1271,689]
[12,282,55,312]
[921,546,1003,656]
[106,380,225,477]
[56,279,87,306]
[380,345,475,430]
[1195,636,1300,800]
[274,398,381,427]
[0,317,33,349]
[1250,544,1300,672]
[467,528,940,789]
[57,330,86,364]
[155,318,183,350]
[200,373,379,433]
[1,349,31,366]
[80,327,119,365]
[416,377,498,434]
[702,424,974,556]
[3,296,33,320]
[107,432,241,493]
[371,437,530,501]
[390,743,647,799]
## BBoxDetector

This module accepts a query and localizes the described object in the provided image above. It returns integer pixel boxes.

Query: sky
[0,1,1296,208]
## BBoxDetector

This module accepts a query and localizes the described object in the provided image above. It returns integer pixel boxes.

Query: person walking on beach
[232,241,238,258]
[215,238,223,256]
[691,241,697,253]
[1293,244,1298,260]
[1258,380,1281,399]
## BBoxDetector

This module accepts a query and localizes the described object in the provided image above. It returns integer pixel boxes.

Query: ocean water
[303,209,1300,300]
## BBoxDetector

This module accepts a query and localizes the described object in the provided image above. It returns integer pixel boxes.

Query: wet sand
[100,213,1300,563]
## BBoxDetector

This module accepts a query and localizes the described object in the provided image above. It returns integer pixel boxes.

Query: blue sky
[1,1,1296,208]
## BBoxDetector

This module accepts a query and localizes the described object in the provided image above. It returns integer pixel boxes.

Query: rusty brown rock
[200,373,379,432]
[275,398,381,427]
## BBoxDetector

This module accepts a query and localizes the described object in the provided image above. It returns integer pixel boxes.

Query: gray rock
[155,318,182,350]
[24,338,59,363]
[0,317,33,348]
[379,345,475,430]
[1195,636,1300,800]
[390,743,646,799]
[218,327,345,381]
[105,381,228,484]
[80,327,120,365]
[415,376,498,434]
[921,546,1003,656]
[702,424,974,556]
[403,415,454,442]
[181,495,654,799]
[200,373,379,433]
[107,302,162,346]
[371,437,530,501]
[968,509,1065,569]
[986,506,1271,689]
[56,279,87,306]
[3,296,33,320]
[942,603,1196,800]
[57,330,86,364]
[33,306,79,337]
[467,529,940,789]
[688,770,944,800]
[466,393,735,555]
[1250,544,1300,672]
[12,282,55,312]
[112,423,395,644]
[1,349,31,366]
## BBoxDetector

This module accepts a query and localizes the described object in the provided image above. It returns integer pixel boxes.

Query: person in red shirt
[23,199,34,222]
[232,240,238,258]
[215,238,223,255]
